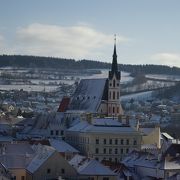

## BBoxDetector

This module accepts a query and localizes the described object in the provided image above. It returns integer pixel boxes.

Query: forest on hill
[1,55,180,75]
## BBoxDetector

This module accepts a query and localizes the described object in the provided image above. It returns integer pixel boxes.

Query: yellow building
[66,117,142,162]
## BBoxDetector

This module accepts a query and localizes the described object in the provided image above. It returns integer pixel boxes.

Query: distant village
[0,43,180,180]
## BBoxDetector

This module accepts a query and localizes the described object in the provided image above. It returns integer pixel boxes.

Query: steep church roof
[68,78,108,113]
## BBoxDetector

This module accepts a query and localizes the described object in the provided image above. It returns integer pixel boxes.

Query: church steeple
[111,34,118,73]
[109,34,121,80]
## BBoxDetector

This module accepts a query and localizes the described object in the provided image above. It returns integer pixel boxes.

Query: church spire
[109,34,121,80]
[111,34,118,73]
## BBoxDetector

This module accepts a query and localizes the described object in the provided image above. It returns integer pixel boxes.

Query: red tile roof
[57,97,70,112]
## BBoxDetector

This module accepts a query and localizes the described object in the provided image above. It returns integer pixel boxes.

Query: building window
[109,157,112,161]
[109,139,112,144]
[126,148,129,154]
[109,148,112,154]
[126,139,129,145]
[96,148,99,154]
[110,83,112,86]
[104,139,106,144]
[117,92,119,99]
[117,107,119,113]
[109,91,111,99]
[113,91,115,99]
[115,158,118,163]
[109,107,111,113]
[47,168,51,174]
[134,140,137,145]
[61,168,65,174]
[103,178,109,180]
[21,176,25,180]
[115,148,118,154]
[113,80,115,87]
[56,130,59,135]
[96,139,99,144]
[115,139,118,145]
[117,83,119,86]
[121,149,123,154]
[61,130,64,135]
[121,139,124,145]
[113,107,115,113]
[103,148,106,154]
[50,130,53,135]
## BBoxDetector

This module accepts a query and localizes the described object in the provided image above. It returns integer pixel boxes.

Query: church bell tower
[108,35,123,117]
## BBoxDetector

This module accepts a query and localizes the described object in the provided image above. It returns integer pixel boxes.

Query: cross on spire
[114,34,116,46]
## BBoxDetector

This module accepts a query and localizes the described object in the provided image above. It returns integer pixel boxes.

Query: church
[59,38,123,117]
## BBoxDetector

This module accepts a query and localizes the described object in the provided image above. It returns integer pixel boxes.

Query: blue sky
[0,0,180,67]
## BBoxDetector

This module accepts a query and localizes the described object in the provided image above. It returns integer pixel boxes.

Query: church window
[117,92,119,99]
[113,107,115,113]
[113,80,115,87]
[109,107,111,113]
[113,91,115,99]
[117,107,119,113]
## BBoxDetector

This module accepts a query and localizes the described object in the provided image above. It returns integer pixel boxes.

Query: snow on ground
[0,84,59,92]
[146,74,180,81]
[121,91,153,101]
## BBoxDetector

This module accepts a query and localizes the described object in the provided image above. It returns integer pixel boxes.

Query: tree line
[1,55,180,75]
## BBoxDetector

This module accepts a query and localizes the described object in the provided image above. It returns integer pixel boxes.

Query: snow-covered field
[146,74,180,81]
[0,84,59,92]
[121,91,153,101]
[0,69,133,92]
[81,70,133,84]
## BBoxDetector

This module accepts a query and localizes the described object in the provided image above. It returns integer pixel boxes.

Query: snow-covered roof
[18,112,65,137]
[27,145,55,173]
[139,128,155,135]
[68,78,107,113]
[0,143,56,172]
[67,121,138,134]
[49,139,79,153]
[161,132,174,140]
[92,117,122,126]
[69,154,116,176]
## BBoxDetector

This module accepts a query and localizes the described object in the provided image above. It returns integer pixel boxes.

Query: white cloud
[13,23,129,59]
[151,53,180,67]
